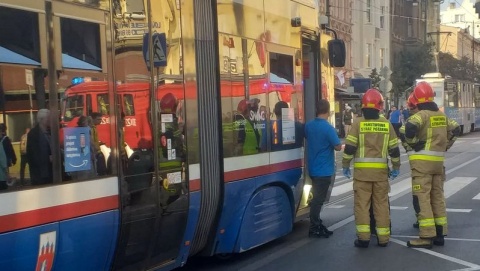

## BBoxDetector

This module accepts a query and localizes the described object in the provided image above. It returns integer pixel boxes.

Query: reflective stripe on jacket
[405,110,458,174]
[342,116,400,182]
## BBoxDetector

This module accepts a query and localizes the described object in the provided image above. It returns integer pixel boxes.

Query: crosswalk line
[331,176,477,201]
[326,205,345,209]
[446,208,472,213]
[389,177,412,197]
[330,181,353,196]
[390,206,408,210]
[472,141,480,145]
[444,177,477,199]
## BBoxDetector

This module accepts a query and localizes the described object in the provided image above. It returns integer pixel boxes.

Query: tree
[390,43,434,105]
[369,68,382,88]
[438,52,480,82]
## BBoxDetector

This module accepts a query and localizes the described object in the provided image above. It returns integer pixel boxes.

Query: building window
[455,14,465,23]
[380,6,385,28]
[366,0,372,23]
[339,0,345,20]
[380,48,385,68]
[366,43,372,68]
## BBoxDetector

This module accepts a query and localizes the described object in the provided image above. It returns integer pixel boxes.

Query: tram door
[112,0,190,270]
[297,34,319,214]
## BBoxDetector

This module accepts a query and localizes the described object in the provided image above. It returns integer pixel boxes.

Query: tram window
[60,17,101,70]
[269,53,294,84]
[123,95,135,116]
[64,95,85,121]
[86,94,93,116]
[0,7,40,63]
[97,94,110,115]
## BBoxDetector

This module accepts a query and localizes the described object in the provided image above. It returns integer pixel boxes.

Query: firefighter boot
[354,239,370,248]
[433,226,445,246]
[407,238,433,249]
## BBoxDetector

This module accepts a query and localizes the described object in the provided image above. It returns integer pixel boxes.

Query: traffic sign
[143,33,167,69]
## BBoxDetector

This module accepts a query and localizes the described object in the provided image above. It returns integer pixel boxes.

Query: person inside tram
[233,98,261,155]
[157,93,186,206]
[27,109,53,186]
[91,112,107,175]
[0,123,16,190]
[260,101,303,152]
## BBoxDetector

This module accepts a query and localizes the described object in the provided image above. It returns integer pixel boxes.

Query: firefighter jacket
[342,116,401,182]
[404,110,459,174]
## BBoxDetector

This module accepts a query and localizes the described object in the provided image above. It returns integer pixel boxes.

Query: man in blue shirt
[389,106,402,137]
[305,99,342,238]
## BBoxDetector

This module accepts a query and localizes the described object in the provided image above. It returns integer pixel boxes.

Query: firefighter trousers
[411,168,448,238]
[354,179,391,243]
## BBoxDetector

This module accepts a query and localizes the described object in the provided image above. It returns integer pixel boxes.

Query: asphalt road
[179,131,480,271]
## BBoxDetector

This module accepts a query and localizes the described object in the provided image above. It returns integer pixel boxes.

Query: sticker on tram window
[359,122,389,133]
[430,116,447,127]
[161,114,173,123]
[167,172,182,184]
[36,231,56,271]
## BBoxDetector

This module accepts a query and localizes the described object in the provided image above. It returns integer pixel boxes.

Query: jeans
[310,176,333,230]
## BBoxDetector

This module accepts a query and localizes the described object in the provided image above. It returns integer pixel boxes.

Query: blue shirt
[389,110,401,124]
[305,118,341,177]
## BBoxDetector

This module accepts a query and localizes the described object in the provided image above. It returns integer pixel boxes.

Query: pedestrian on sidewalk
[305,99,342,238]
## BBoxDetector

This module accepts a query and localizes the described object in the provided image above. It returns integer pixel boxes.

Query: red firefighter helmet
[160,93,178,113]
[413,82,435,104]
[237,99,249,114]
[361,89,384,111]
[407,93,418,109]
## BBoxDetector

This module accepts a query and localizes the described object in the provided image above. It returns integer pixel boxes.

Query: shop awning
[62,54,102,71]
[0,46,40,66]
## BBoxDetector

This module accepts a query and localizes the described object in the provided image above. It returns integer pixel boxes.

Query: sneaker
[319,225,333,236]
[309,229,330,238]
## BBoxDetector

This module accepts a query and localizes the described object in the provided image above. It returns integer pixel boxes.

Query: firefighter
[399,93,420,229]
[404,82,460,248]
[342,89,401,248]
[158,93,186,206]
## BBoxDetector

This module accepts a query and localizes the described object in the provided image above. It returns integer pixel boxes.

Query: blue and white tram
[0,0,343,270]
[417,73,478,134]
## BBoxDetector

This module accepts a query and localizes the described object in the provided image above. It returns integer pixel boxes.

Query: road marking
[391,235,480,242]
[245,153,480,271]
[330,182,353,196]
[390,206,408,210]
[472,141,480,144]
[389,177,412,197]
[444,177,477,199]
[473,193,480,200]
[389,238,480,269]
[326,205,344,209]
[446,208,472,213]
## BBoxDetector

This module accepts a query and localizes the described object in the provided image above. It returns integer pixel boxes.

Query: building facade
[319,0,354,88]
[438,24,480,63]
[351,0,391,79]
[441,0,480,39]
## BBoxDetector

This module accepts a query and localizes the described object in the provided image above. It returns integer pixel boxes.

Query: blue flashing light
[71,77,85,85]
